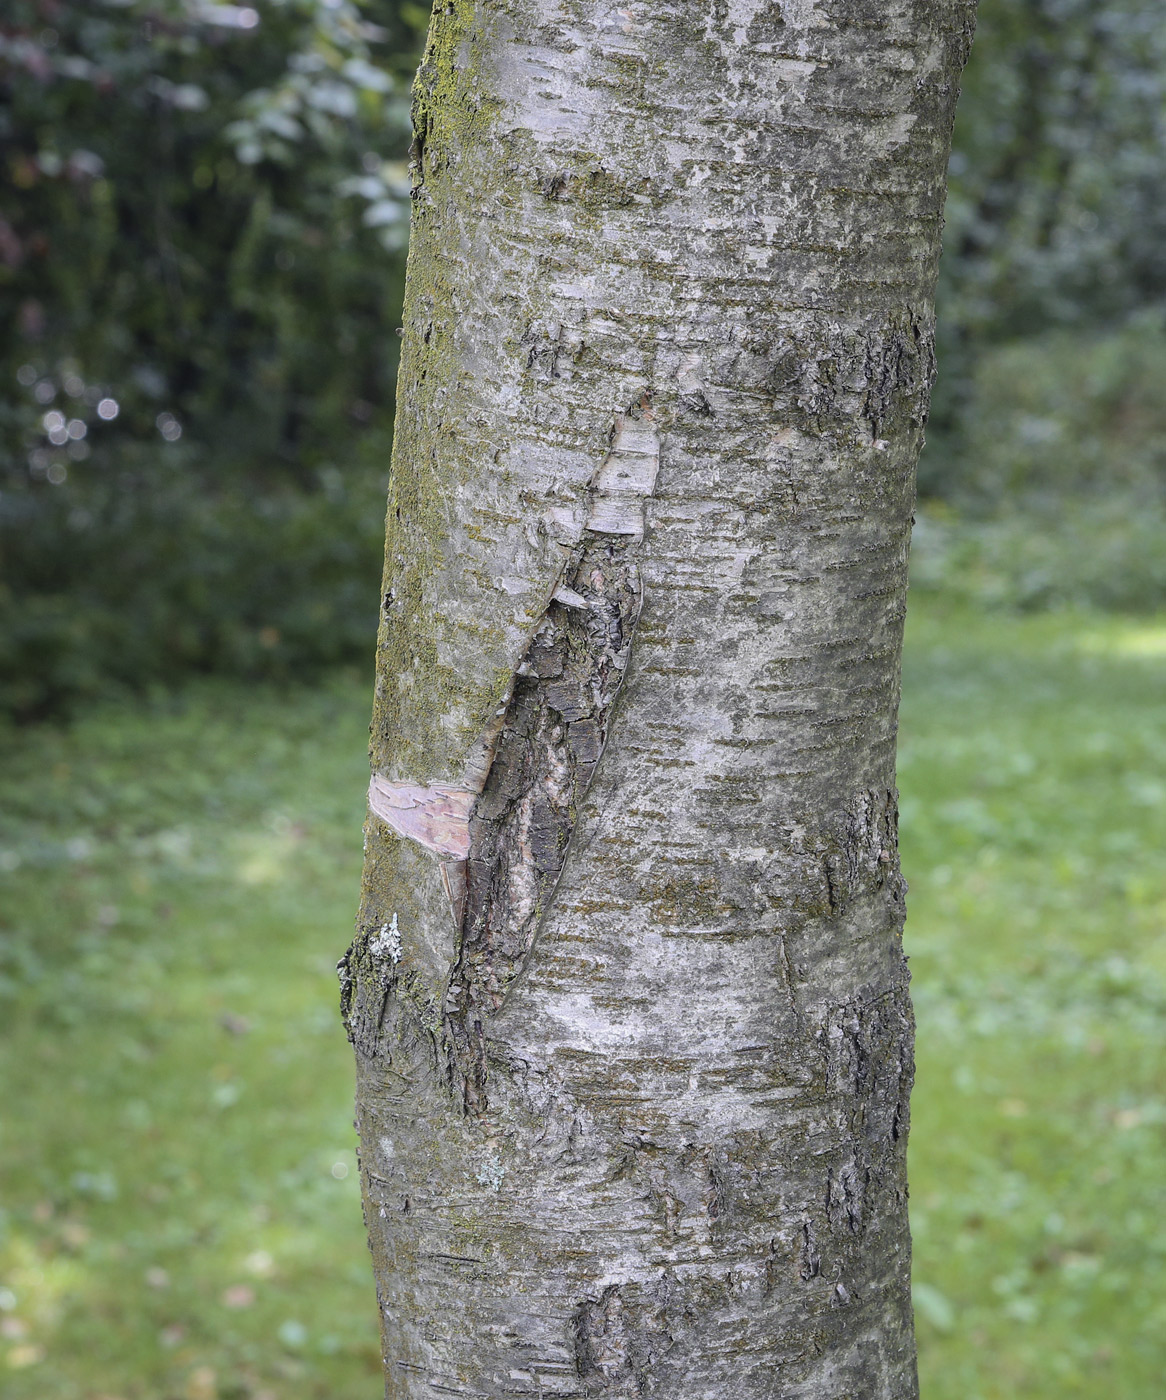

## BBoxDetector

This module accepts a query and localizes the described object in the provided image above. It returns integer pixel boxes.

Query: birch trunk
[342,3,975,1395]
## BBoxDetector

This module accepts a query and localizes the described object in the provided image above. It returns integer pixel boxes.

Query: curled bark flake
[583,413,661,540]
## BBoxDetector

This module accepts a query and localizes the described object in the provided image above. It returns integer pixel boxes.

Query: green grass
[0,675,380,1399]
[1,599,1164,1398]
[901,601,1166,1398]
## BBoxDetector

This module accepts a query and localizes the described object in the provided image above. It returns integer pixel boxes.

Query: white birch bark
[342,2,976,1395]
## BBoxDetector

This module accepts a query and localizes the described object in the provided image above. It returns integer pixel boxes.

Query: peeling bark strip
[348,2,974,1397]
[368,778,474,859]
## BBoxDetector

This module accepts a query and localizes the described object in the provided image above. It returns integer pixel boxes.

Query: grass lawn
[0,677,378,1399]
[901,601,1166,1397]
[1,597,1163,1398]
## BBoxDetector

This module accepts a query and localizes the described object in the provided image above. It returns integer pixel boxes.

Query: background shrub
[0,0,424,717]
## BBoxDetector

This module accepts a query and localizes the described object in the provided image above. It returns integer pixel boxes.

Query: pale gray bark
[342,2,975,1395]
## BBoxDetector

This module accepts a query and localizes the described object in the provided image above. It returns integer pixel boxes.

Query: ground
[0,596,1163,1399]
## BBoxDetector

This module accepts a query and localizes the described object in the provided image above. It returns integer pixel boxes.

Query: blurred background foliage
[3,0,1166,718]
[920,0,1166,607]
[1,0,427,718]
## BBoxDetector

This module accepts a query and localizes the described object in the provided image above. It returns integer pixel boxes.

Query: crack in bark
[446,529,644,1113]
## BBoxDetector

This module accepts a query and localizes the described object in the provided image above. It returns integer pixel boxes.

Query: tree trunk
[342,3,975,1395]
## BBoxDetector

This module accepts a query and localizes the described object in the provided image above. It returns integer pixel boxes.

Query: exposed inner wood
[367,777,474,860]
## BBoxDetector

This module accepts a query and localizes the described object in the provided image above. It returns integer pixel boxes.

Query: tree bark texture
[343,3,975,1396]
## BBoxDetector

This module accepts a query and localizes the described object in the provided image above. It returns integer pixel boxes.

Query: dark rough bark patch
[445,532,643,1112]
[572,1280,680,1396]
[733,308,939,438]
[800,1220,823,1282]
[767,787,905,928]
[818,979,916,1248]
[573,1285,633,1387]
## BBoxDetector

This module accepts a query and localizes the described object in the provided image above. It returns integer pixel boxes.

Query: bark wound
[368,405,660,1113]
[447,529,643,1108]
